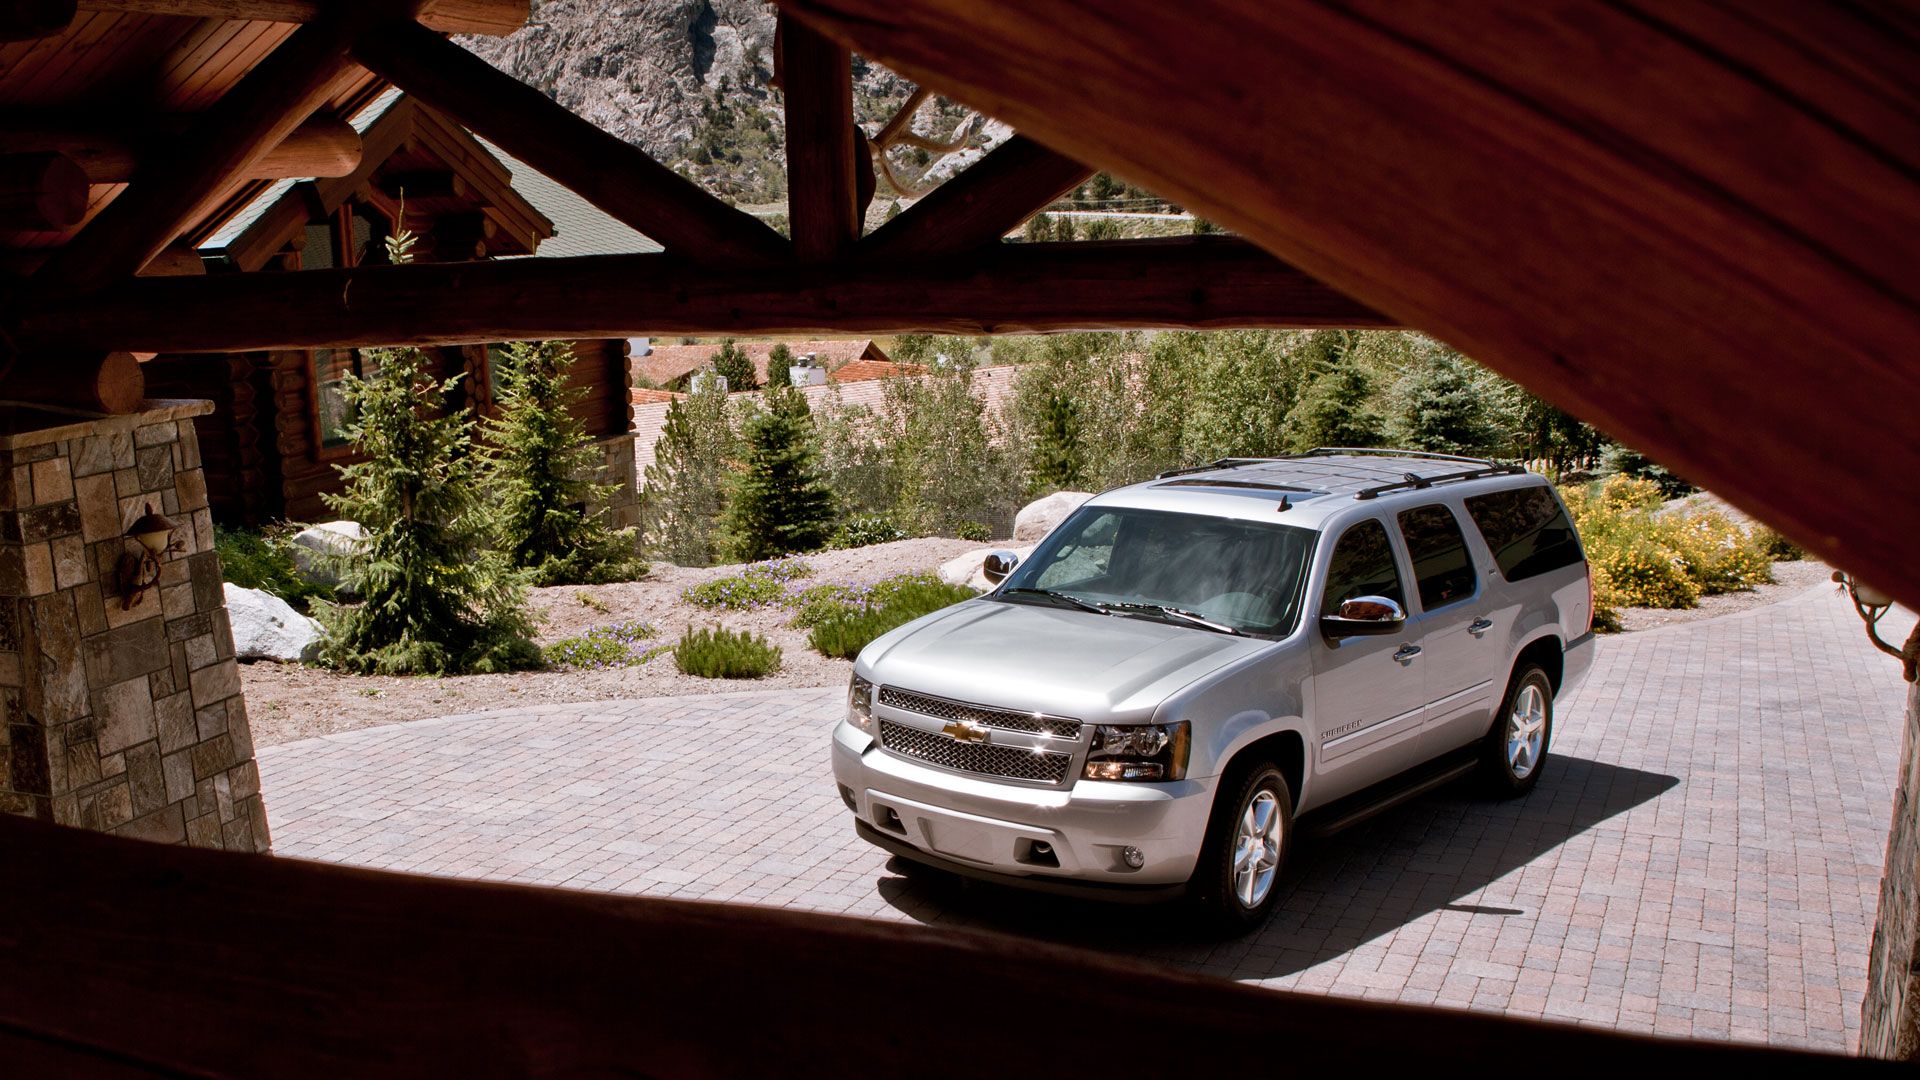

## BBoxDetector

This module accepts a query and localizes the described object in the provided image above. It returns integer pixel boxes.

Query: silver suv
[831,450,1594,928]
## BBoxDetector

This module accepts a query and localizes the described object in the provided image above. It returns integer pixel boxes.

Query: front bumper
[831,720,1217,890]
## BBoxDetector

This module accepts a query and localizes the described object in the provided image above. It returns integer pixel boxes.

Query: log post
[0,115,363,183]
[0,351,145,413]
[0,151,88,231]
[779,13,860,261]
[71,0,528,35]
[0,0,73,42]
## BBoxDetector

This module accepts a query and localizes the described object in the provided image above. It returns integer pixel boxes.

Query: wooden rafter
[72,0,529,35]
[861,134,1092,258]
[27,7,388,292]
[775,0,1920,611]
[4,237,1395,352]
[778,13,860,261]
[0,114,362,183]
[354,20,788,268]
[0,0,73,42]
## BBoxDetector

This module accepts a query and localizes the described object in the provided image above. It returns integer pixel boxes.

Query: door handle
[1393,644,1422,664]
[1468,618,1494,637]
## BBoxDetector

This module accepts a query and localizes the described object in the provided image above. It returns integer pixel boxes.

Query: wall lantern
[1833,571,1918,683]
[117,503,182,611]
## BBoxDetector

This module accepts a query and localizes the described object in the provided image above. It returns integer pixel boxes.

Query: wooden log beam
[0,151,87,230]
[0,0,73,42]
[0,351,143,412]
[354,21,788,267]
[28,8,387,294]
[775,0,1920,611]
[779,13,859,261]
[4,237,1394,352]
[378,168,464,201]
[0,114,362,183]
[861,134,1092,257]
[72,0,527,35]
[0,243,207,279]
[0,813,1875,1075]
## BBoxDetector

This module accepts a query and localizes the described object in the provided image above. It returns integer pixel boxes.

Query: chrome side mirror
[1319,595,1406,640]
[983,550,1020,585]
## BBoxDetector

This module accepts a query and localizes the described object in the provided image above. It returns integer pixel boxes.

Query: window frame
[1317,515,1411,621]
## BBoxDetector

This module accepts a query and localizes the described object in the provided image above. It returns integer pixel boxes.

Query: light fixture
[116,503,181,611]
[1833,571,1917,683]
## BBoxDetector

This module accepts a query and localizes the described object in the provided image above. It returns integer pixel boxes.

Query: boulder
[223,583,322,663]
[1013,491,1092,543]
[939,545,1036,592]
[289,520,364,589]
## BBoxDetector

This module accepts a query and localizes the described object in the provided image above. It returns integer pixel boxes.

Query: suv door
[1395,502,1500,755]
[1308,517,1427,804]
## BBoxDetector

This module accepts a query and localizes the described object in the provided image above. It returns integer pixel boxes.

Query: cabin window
[312,348,384,450]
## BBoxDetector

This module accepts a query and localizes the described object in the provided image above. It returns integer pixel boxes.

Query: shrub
[720,382,836,562]
[640,380,736,567]
[215,525,333,610]
[674,626,781,678]
[1590,532,1700,612]
[1753,526,1806,561]
[1665,511,1773,594]
[682,556,813,610]
[805,573,977,658]
[787,582,868,628]
[830,512,907,549]
[1562,478,1777,629]
[543,621,658,669]
[956,522,991,543]
[710,338,757,391]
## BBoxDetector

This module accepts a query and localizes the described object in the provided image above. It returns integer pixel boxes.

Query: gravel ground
[243,539,1835,748]
[244,537,985,746]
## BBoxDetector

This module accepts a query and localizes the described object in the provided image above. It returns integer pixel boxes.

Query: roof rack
[1298,447,1501,467]
[1352,463,1526,501]
[1154,457,1283,479]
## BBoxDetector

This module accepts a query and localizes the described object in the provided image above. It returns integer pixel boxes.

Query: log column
[0,400,268,853]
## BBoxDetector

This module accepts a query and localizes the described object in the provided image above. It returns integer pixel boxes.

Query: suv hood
[863,598,1269,720]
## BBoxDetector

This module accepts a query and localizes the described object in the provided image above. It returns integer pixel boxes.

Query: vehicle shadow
[873,754,1678,976]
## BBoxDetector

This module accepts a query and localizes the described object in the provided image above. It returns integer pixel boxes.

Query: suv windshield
[998,505,1317,637]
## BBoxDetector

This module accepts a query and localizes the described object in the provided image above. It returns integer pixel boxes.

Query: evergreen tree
[640,381,736,566]
[1285,364,1384,452]
[1387,354,1499,456]
[1083,217,1122,240]
[766,342,795,388]
[709,338,757,391]
[483,340,645,585]
[1030,389,1085,490]
[1023,213,1055,243]
[312,221,536,675]
[1497,382,1602,479]
[721,382,836,561]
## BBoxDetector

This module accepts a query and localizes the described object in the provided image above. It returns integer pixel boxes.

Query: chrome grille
[878,687,1081,739]
[878,720,1073,784]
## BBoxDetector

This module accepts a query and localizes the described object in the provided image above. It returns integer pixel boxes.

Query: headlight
[1083,721,1189,782]
[847,674,874,731]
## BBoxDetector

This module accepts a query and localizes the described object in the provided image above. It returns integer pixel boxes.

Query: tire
[1191,763,1293,933]
[1480,664,1554,797]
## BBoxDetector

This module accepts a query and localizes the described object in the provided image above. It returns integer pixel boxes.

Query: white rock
[1013,491,1093,543]
[939,545,1036,591]
[289,520,364,588]
[223,583,321,663]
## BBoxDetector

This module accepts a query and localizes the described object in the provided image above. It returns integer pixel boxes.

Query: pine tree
[1284,364,1384,452]
[1388,354,1498,456]
[766,342,795,388]
[721,382,836,561]
[1031,389,1085,490]
[709,337,757,391]
[312,219,537,675]
[483,340,645,585]
[640,381,735,566]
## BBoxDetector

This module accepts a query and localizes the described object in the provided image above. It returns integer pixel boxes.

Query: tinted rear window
[1465,486,1583,582]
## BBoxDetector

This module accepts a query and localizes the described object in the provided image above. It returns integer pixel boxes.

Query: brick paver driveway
[260,585,1914,1052]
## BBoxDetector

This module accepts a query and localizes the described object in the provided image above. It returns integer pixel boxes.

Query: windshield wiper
[1099,602,1246,636]
[997,587,1110,615]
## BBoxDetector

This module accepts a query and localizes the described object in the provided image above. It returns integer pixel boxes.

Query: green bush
[829,512,907,549]
[543,621,659,669]
[787,582,865,629]
[674,626,782,678]
[682,557,813,610]
[809,609,901,660]
[1753,526,1806,561]
[215,525,333,610]
[805,574,977,658]
[956,522,991,542]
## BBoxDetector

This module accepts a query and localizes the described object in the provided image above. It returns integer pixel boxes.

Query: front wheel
[1192,763,1293,933]
[1480,664,1554,797]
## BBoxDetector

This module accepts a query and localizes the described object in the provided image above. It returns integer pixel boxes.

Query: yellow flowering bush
[1561,479,1775,629]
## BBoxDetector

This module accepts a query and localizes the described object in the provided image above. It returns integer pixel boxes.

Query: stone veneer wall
[591,432,641,533]
[1864,671,1920,1058]
[0,400,268,853]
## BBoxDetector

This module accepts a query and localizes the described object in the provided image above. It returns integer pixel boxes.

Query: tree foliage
[765,342,795,388]
[882,360,1015,535]
[482,340,644,585]
[709,337,757,391]
[721,382,837,561]
[640,381,736,566]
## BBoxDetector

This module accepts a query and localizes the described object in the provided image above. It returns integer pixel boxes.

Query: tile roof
[629,388,686,404]
[635,340,888,388]
[830,359,926,383]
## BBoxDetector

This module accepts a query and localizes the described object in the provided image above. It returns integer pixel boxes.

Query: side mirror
[983,550,1020,585]
[1319,595,1406,639]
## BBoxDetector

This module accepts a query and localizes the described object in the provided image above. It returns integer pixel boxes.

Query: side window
[1465,486,1583,582]
[1397,504,1477,610]
[1320,519,1406,616]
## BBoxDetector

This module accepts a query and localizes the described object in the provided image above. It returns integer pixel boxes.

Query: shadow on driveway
[874,754,1678,975]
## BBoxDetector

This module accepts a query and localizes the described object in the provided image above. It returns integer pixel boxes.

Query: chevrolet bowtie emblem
[942,720,989,744]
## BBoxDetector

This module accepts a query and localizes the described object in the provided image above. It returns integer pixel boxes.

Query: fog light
[1122,845,1145,869]
[1032,841,1052,855]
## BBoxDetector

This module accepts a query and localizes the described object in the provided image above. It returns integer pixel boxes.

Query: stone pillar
[1864,666,1920,1057]
[591,432,642,532]
[0,400,268,853]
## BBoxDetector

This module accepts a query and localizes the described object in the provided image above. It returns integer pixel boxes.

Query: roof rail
[1154,457,1283,479]
[1352,463,1526,501]
[1299,447,1502,467]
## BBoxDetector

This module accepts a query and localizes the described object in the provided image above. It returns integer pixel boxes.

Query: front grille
[879,687,1081,740]
[878,720,1073,784]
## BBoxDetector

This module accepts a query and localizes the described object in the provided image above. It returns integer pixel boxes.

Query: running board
[1299,750,1480,838]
